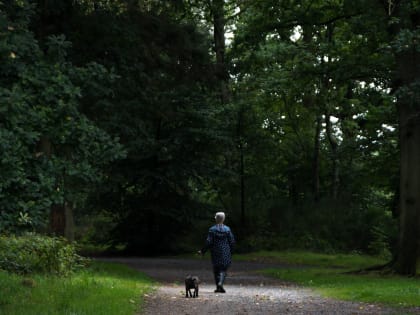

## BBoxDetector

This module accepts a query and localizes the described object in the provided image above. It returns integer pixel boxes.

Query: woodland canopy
[0,0,419,275]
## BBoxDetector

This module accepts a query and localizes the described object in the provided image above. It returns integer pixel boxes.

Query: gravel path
[100,257,419,315]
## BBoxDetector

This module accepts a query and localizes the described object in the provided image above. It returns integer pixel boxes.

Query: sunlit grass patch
[0,261,154,315]
[263,267,420,307]
[234,250,386,269]
[234,250,419,308]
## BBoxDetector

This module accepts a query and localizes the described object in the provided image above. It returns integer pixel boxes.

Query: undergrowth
[0,261,154,315]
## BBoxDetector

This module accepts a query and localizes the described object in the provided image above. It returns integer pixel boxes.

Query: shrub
[0,234,87,276]
[367,226,393,260]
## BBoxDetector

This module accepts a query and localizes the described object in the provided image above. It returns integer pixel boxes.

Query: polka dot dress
[202,224,235,269]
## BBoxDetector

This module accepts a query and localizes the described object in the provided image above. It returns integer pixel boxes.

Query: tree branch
[270,11,363,33]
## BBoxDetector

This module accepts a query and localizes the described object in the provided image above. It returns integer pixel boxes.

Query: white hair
[215,212,225,224]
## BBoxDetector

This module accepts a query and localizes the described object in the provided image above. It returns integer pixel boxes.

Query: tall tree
[383,0,420,275]
[211,0,230,104]
[36,1,227,253]
[229,0,401,252]
[179,0,250,227]
[0,1,123,236]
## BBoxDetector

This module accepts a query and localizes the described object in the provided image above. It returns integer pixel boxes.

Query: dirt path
[101,257,418,315]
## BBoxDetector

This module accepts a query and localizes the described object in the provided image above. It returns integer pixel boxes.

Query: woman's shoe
[214,285,226,293]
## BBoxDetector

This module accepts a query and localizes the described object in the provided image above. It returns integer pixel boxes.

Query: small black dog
[185,275,199,298]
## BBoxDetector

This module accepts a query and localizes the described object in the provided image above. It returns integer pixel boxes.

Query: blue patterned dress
[202,224,235,269]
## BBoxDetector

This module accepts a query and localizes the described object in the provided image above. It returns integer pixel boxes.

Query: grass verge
[0,261,154,315]
[234,250,386,269]
[240,251,419,308]
[263,267,420,307]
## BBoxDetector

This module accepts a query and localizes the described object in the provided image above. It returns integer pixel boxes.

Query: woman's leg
[217,269,226,293]
[213,266,227,293]
[213,266,221,292]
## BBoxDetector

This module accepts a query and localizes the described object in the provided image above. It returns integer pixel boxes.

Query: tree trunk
[321,24,340,199]
[212,0,230,104]
[64,202,75,241]
[239,140,245,225]
[302,25,321,202]
[37,136,75,240]
[312,115,322,201]
[288,174,298,206]
[237,105,246,225]
[389,3,420,275]
[37,136,69,238]
[325,114,340,199]
[394,45,420,274]
[395,105,420,275]
[50,204,65,236]
[50,202,74,241]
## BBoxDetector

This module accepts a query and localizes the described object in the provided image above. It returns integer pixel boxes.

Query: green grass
[0,261,154,315]
[264,268,420,307]
[234,250,387,269]
[244,251,420,308]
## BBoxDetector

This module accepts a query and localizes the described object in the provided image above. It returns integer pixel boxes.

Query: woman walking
[199,212,235,293]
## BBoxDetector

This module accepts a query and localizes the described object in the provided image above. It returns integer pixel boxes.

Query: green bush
[367,226,393,260]
[0,234,87,276]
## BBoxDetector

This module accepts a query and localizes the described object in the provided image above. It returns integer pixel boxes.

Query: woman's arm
[199,229,214,254]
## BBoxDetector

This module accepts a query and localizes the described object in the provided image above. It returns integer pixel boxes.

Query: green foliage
[231,189,397,254]
[0,0,414,262]
[75,213,119,247]
[264,268,420,307]
[0,1,125,233]
[0,261,153,315]
[254,251,419,306]
[217,0,403,256]
[0,234,86,276]
[368,226,393,260]
[235,250,386,269]
[49,3,226,253]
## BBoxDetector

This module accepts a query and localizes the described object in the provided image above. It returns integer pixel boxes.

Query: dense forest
[0,0,419,275]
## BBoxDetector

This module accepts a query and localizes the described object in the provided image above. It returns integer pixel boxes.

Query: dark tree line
[0,0,418,275]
